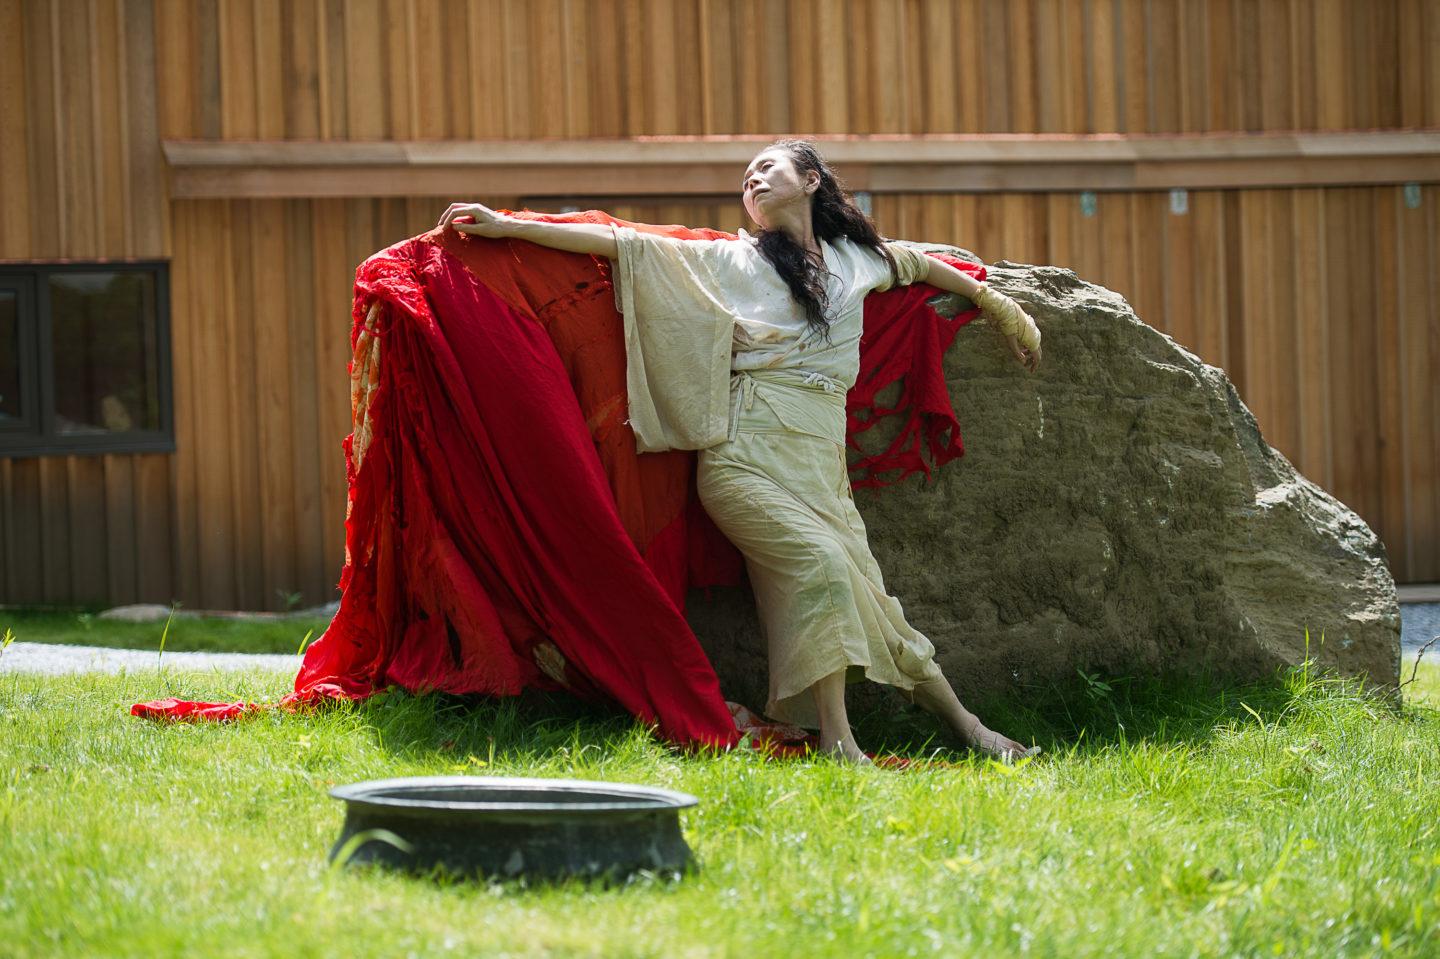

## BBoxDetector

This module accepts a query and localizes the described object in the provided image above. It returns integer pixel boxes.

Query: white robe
[608,225,930,451]
[608,226,943,727]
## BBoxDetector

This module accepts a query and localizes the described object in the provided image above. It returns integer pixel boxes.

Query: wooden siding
[0,0,171,607]
[0,0,1437,607]
[149,0,1440,140]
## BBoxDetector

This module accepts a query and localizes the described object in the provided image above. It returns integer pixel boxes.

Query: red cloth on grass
[131,213,983,747]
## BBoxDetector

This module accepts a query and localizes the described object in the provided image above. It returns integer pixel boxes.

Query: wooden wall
[149,0,1440,140]
[1,0,1437,607]
[0,0,173,606]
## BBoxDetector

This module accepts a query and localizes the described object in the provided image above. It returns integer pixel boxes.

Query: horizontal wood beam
[164,132,1440,199]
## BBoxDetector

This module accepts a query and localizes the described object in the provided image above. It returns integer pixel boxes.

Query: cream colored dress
[609,226,944,727]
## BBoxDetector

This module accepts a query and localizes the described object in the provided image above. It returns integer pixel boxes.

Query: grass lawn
[0,607,329,655]
[2,642,1437,958]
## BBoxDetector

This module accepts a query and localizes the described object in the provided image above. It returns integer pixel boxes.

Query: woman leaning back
[437,139,1043,765]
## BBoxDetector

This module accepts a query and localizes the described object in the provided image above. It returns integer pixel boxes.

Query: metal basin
[328,775,699,882]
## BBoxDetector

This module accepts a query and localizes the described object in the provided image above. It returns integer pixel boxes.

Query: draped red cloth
[131,213,983,748]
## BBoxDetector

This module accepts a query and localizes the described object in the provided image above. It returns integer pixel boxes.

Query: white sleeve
[871,241,933,292]
[608,226,737,452]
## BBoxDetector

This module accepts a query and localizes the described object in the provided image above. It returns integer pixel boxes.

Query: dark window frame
[0,260,174,457]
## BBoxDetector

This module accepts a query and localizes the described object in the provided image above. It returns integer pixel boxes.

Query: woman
[437,139,1042,764]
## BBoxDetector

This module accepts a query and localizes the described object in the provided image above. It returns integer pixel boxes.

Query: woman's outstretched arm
[437,202,618,259]
[920,255,985,301]
[922,255,1043,373]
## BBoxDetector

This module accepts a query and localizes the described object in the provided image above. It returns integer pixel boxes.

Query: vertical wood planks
[134,454,174,602]
[1420,188,1440,579]
[1007,0,1038,133]
[5,463,44,603]
[0,0,31,258]
[193,201,241,606]
[1373,186,1406,568]
[1127,191,1165,333]
[130,0,1433,142]
[1314,0,1349,130]
[91,0,127,256]
[251,199,298,605]
[126,0,167,257]
[283,201,328,606]
[1266,189,1300,461]
[65,458,107,603]
[167,200,202,606]
[1147,0,1182,133]
[254,0,286,138]
[1290,188,1332,489]
[218,0,257,137]
[1235,190,1271,436]
[1323,189,1361,523]
[1162,185,1195,355]
[1188,190,1228,377]
[227,202,264,607]
[343,0,385,138]
[1393,186,1434,578]
[23,0,61,257]
[154,0,198,138]
[102,455,138,605]
[467,0,509,136]
[282,0,321,137]
[310,198,355,592]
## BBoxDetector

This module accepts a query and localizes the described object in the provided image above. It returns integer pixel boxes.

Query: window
[0,262,173,456]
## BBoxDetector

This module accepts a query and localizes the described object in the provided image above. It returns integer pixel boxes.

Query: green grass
[0,607,328,654]
[2,645,1437,958]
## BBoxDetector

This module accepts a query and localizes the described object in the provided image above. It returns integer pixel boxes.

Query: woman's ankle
[817,733,870,764]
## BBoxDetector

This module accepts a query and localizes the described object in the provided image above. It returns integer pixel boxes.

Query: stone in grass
[686,249,1402,718]
[98,604,195,623]
[99,601,339,622]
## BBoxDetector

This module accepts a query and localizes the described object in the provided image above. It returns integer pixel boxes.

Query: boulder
[98,604,191,623]
[98,601,340,622]
[686,249,1402,717]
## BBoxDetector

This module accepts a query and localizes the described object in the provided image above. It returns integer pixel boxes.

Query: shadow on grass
[339,656,1404,768]
[349,686,646,766]
[854,658,1407,760]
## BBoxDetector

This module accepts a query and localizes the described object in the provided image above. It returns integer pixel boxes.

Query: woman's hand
[435,208,618,258]
[1005,333,1042,373]
[437,202,512,238]
[973,282,1042,373]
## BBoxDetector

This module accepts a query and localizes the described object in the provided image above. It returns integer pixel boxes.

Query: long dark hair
[751,138,897,341]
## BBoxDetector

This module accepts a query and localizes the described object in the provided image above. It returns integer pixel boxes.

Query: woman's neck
[766,207,821,259]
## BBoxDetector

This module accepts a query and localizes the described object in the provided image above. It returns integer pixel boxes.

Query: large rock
[686,249,1402,716]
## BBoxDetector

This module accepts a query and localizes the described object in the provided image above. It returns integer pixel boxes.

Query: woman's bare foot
[959,719,1041,763]
[905,677,1041,762]
[810,668,872,765]
[817,735,873,765]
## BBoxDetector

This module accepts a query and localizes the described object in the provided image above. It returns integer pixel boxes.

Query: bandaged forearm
[972,282,1042,352]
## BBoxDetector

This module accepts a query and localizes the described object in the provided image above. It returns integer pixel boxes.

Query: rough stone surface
[687,250,1402,716]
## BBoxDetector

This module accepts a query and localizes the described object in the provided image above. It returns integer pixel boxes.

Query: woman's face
[741,148,818,228]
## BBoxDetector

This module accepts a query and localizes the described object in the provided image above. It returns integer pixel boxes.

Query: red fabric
[132,212,983,748]
[129,698,261,722]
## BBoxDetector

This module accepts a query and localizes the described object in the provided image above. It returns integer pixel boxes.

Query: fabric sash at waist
[726,368,849,445]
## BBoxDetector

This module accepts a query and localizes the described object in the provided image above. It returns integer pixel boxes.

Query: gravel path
[0,642,300,676]
[2,604,1437,675]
